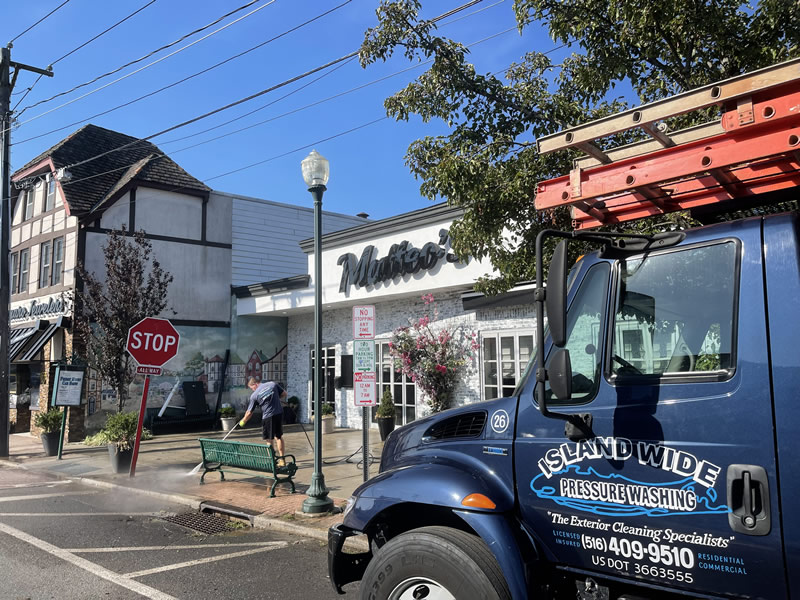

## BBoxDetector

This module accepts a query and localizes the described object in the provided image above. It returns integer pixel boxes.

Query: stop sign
[126,317,180,367]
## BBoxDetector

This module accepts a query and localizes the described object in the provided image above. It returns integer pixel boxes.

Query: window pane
[52,238,63,285]
[519,336,533,364]
[39,242,51,288]
[10,253,18,293]
[485,386,498,400]
[19,249,29,292]
[545,263,610,405]
[484,362,497,386]
[46,179,55,211]
[611,243,737,377]
[500,336,515,361]
[483,337,496,361]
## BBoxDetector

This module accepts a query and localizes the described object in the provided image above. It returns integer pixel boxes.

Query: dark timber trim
[129,186,136,231]
[83,226,232,249]
[170,319,230,328]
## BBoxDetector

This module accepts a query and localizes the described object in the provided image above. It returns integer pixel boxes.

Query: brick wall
[287,291,536,429]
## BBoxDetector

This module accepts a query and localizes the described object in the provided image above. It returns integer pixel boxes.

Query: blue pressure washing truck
[328,58,800,600]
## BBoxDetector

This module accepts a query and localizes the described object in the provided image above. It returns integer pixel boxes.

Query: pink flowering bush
[388,294,480,413]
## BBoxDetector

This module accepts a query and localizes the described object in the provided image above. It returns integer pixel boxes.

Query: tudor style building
[9,124,228,439]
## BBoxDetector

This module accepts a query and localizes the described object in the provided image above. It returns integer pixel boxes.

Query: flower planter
[322,416,335,434]
[377,416,395,441]
[108,444,134,474]
[220,417,237,432]
[41,431,60,456]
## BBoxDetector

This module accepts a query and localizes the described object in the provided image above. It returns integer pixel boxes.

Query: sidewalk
[2,423,384,544]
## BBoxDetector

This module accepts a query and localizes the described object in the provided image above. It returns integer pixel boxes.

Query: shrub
[286,396,300,408]
[321,403,334,417]
[389,294,479,412]
[104,411,140,451]
[34,408,63,433]
[376,389,395,418]
[219,406,236,418]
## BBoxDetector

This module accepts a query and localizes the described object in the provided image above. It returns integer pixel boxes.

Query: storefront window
[482,330,534,400]
[310,345,336,415]
[374,341,416,426]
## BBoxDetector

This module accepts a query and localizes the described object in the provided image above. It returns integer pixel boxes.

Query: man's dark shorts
[261,414,283,441]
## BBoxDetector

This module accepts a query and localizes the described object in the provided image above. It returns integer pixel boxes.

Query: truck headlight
[342,495,356,520]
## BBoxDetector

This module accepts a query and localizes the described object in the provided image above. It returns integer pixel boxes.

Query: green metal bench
[198,438,297,497]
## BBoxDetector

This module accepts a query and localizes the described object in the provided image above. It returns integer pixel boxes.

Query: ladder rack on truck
[534,58,800,230]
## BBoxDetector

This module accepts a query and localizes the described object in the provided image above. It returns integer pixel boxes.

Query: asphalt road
[0,464,357,600]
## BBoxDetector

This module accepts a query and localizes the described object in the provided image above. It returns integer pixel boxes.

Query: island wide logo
[531,437,730,518]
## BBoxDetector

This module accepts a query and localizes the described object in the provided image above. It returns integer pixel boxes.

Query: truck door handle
[726,464,770,536]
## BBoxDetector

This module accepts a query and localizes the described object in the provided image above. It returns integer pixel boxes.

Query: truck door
[516,222,786,598]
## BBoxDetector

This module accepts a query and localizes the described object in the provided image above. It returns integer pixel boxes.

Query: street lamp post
[301,149,334,514]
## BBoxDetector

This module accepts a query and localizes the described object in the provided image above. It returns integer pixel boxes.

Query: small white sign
[55,368,85,407]
[354,371,377,406]
[353,305,375,339]
[354,340,375,372]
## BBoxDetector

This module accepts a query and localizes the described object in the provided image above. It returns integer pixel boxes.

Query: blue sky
[3,1,563,221]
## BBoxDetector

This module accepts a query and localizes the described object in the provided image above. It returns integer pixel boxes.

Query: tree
[360,0,799,293]
[184,352,206,377]
[75,228,173,413]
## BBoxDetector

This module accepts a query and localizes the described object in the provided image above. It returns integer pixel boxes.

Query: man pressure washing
[241,377,287,465]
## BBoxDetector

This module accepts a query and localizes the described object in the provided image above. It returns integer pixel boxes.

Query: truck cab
[328,59,800,600]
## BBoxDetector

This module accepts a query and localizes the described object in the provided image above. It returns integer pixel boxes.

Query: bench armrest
[278,453,296,465]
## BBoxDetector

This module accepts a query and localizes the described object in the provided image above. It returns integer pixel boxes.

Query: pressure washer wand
[186,422,239,476]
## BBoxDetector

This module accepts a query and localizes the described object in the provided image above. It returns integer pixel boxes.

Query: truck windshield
[610,241,737,378]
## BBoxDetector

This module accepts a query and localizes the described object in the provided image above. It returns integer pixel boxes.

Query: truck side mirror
[546,240,568,347]
[549,348,572,402]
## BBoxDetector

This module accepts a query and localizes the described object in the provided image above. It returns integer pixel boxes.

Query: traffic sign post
[352,307,377,482]
[126,317,181,477]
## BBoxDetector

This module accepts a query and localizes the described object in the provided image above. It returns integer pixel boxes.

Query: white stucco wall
[135,188,203,239]
[228,192,368,287]
[285,291,536,430]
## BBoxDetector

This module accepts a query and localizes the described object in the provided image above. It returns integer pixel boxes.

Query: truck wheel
[360,526,511,600]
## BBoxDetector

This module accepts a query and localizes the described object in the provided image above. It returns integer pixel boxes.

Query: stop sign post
[126,318,181,477]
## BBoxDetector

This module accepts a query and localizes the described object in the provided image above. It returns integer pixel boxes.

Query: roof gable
[13,124,209,216]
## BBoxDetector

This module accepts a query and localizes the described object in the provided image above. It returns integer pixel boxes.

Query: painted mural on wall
[95,314,287,419]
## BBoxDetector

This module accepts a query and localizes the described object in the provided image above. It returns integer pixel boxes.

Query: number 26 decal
[491,409,510,433]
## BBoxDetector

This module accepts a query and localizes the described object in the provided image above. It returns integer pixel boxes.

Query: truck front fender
[344,462,515,531]
[455,510,536,600]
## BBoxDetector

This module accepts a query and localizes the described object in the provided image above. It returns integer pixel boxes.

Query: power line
[56,25,527,190]
[14,0,267,117]
[8,0,73,45]
[12,0,353,145]
[49,0,159,67]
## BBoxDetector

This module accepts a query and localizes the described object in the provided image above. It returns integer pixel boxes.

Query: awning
[9,317,68,363]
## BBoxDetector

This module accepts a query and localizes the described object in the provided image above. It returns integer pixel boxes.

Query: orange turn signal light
[461,493,496,509]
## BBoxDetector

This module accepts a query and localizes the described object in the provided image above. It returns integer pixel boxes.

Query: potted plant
[321,402,335,434]
[283,396,299,425]
[34,408,62,456]
[104,411,139,473]
[219,405,237,431]
[376,389,396,441]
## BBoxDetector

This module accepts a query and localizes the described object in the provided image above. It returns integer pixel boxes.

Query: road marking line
[123,543,287,578]
[0,521,178,600]
[0,512,168,517]
[66,541,288,553]
[0,480,73,489]
[0,491,96,503]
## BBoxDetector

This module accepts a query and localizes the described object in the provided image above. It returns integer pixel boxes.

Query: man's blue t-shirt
[247,382,284,419]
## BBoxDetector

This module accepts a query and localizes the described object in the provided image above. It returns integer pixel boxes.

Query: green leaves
[361,0,798,292]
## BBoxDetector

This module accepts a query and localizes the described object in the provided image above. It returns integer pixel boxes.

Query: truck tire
[360,525,512,600]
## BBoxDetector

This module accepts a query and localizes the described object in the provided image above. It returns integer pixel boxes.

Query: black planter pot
[377,416,395,442]
[108,444,134,474]
[41,431,60,456]
[283,406,297,425]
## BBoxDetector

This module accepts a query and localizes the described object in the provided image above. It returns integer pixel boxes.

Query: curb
[2,459,360,548]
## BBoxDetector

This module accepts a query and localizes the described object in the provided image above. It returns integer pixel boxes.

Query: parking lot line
[123,542,287,579]
[0,520,178,600]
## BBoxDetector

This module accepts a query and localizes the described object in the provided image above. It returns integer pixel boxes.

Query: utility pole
[0,45,52,457]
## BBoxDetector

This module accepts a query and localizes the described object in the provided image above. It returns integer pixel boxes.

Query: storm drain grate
[162,512,236,535]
